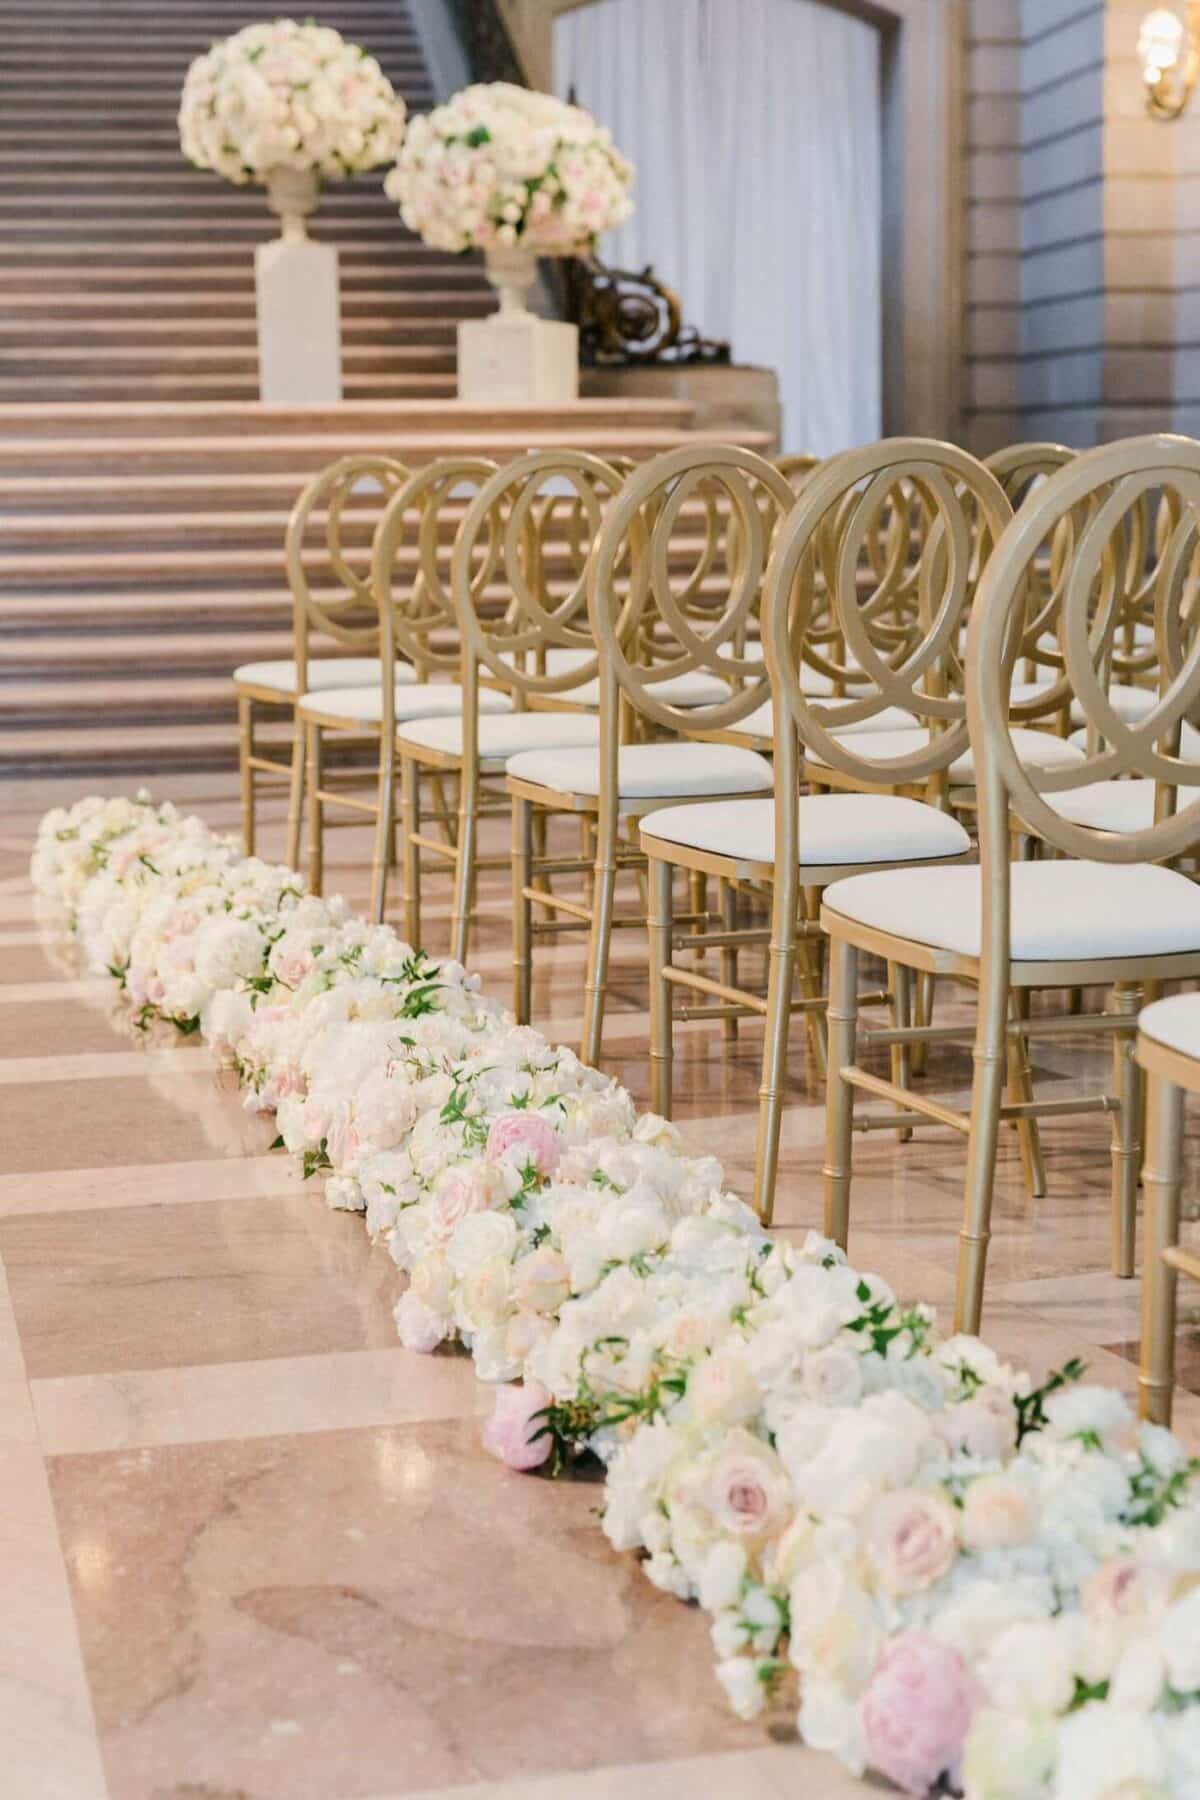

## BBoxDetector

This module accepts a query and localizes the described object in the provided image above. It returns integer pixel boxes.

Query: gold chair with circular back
[298,456,513,898]
[234,453,410,866]
[820,433,1200,1336]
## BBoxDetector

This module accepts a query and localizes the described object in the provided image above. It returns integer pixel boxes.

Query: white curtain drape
[553,0,882,455]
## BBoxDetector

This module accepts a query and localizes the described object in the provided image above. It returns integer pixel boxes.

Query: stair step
[0,629,296,674]
[0,588,292,630]
[0,398,694,437]
[0,291,491,319]
[0,722,255,777]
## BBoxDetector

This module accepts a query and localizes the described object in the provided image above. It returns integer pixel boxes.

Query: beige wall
[964,0,1200,454]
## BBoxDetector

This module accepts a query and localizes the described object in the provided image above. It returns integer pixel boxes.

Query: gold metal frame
[235,454,409,865]
[1136,1022,1200,1424]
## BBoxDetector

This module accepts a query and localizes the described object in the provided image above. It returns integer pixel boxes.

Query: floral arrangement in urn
[179,18,407,236]
[386,82,633,313]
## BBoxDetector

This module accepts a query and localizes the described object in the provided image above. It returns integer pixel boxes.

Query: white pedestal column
[457,315,579,405]
[255,236,342,407]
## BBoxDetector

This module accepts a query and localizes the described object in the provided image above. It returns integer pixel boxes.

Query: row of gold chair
[233,432,1200,1419]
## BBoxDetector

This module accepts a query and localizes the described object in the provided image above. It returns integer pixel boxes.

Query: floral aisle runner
[32,794,1200,1800]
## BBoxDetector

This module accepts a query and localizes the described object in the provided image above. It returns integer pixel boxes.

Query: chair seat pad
[640,793,971,866]
[498,646,595,677]
[395,710,602,759]
[300,683,513,725]
[737,699,917,739]
[506,741,773,800]
[824,859,1200,961]
[1049,779,1158,833]
[1069,683,1159,728]
[1139,993,1200,1060]
[809,724,1085,781]
[564,669,733,708]
[234,657,412,693]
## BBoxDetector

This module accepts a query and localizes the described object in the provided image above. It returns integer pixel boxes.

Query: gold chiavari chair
[299,457,515,897]
[1136,993,1200,1425]
[506,444,796,1061]
[385,450,626,963]
[821,433,1200,1335]
[679,439,1005,1223]
[234,454,411,865]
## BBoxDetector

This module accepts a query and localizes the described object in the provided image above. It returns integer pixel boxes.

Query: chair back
[450,447,630,707]
[761,437,1013,803]
[284,454,410,691]
[370,456,499,739]
[968,434,1200,891]
[586,443,799,754]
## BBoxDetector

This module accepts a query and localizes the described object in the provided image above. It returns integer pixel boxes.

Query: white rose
[446,1208,519,1275]
[455,1256,513,1333]
[980,1619,1080,1717]
[1051,1703,1167,1800]
[802,1345,864,1408]
[961,1706,1056,1800]
[689,1349,762,1429]
[1043,1385,1132,1448]
[961,1474,1036,1550]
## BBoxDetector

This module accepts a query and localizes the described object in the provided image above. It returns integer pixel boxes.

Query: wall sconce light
[1139,4,1200,117]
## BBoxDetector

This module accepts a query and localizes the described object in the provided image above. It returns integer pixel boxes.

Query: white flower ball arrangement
[385,81,633,256]
[179,18,407,185]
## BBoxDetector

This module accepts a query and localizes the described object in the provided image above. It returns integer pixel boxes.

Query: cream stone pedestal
[255,237,342,407]
[456,313,579,405]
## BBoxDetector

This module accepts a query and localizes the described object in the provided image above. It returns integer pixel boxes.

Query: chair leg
[512,794,533,1023]
[1139,1069,1183,1425]
[955,979,1009,1336]
[370,744,396,926]
[719,878,738,1045]
[888,961,914,1143]
[1111,982,1145,1279]
[753,863,800,1225]
[450,767,477,967]
[285,714,305,874]
[400,753,421,950]
[581,811,618,1066]
[305,720,323,896]
[797,886,828,1078]
[237,692,256,858]
[822,936,860,1248]
[648,856,674,1116]
[1007,988,1047,1201]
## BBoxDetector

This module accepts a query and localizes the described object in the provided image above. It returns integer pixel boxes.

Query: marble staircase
[0,0,767,777]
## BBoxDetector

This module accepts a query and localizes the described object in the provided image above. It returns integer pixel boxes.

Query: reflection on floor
[2,770,1197,1800]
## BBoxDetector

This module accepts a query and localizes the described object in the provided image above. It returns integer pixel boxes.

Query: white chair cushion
[498,646,595,677]
[1049,778,1158,833]
[1069,720,1200,756]
[1069,683,1159,728]
[1139,993,1200,1061]
[809,724,1085,781]
[564,669,733,709]
[640,793,970,866]
[234,657,412,693]
[736,699,918,739]
[506,741,773,800]
[395,710,602,759]
[300,683,513,725]
[824,859,1200,961]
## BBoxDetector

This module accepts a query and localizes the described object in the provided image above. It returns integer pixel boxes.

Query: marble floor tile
[383,1743,875,1800]
[0,1152,306,1217]
[1,1066,276,1171]
[1,1195,404,1378]
[49,1419,750,1800]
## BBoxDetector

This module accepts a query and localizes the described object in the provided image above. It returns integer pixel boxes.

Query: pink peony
[859,1632,981,1797]
[485,1111,561,1177]
[482,1380,553,1472]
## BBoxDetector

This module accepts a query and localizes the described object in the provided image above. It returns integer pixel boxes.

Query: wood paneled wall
[964,0,1200,453]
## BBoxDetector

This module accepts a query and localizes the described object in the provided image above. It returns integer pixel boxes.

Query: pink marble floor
[1,769,1198,1800]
